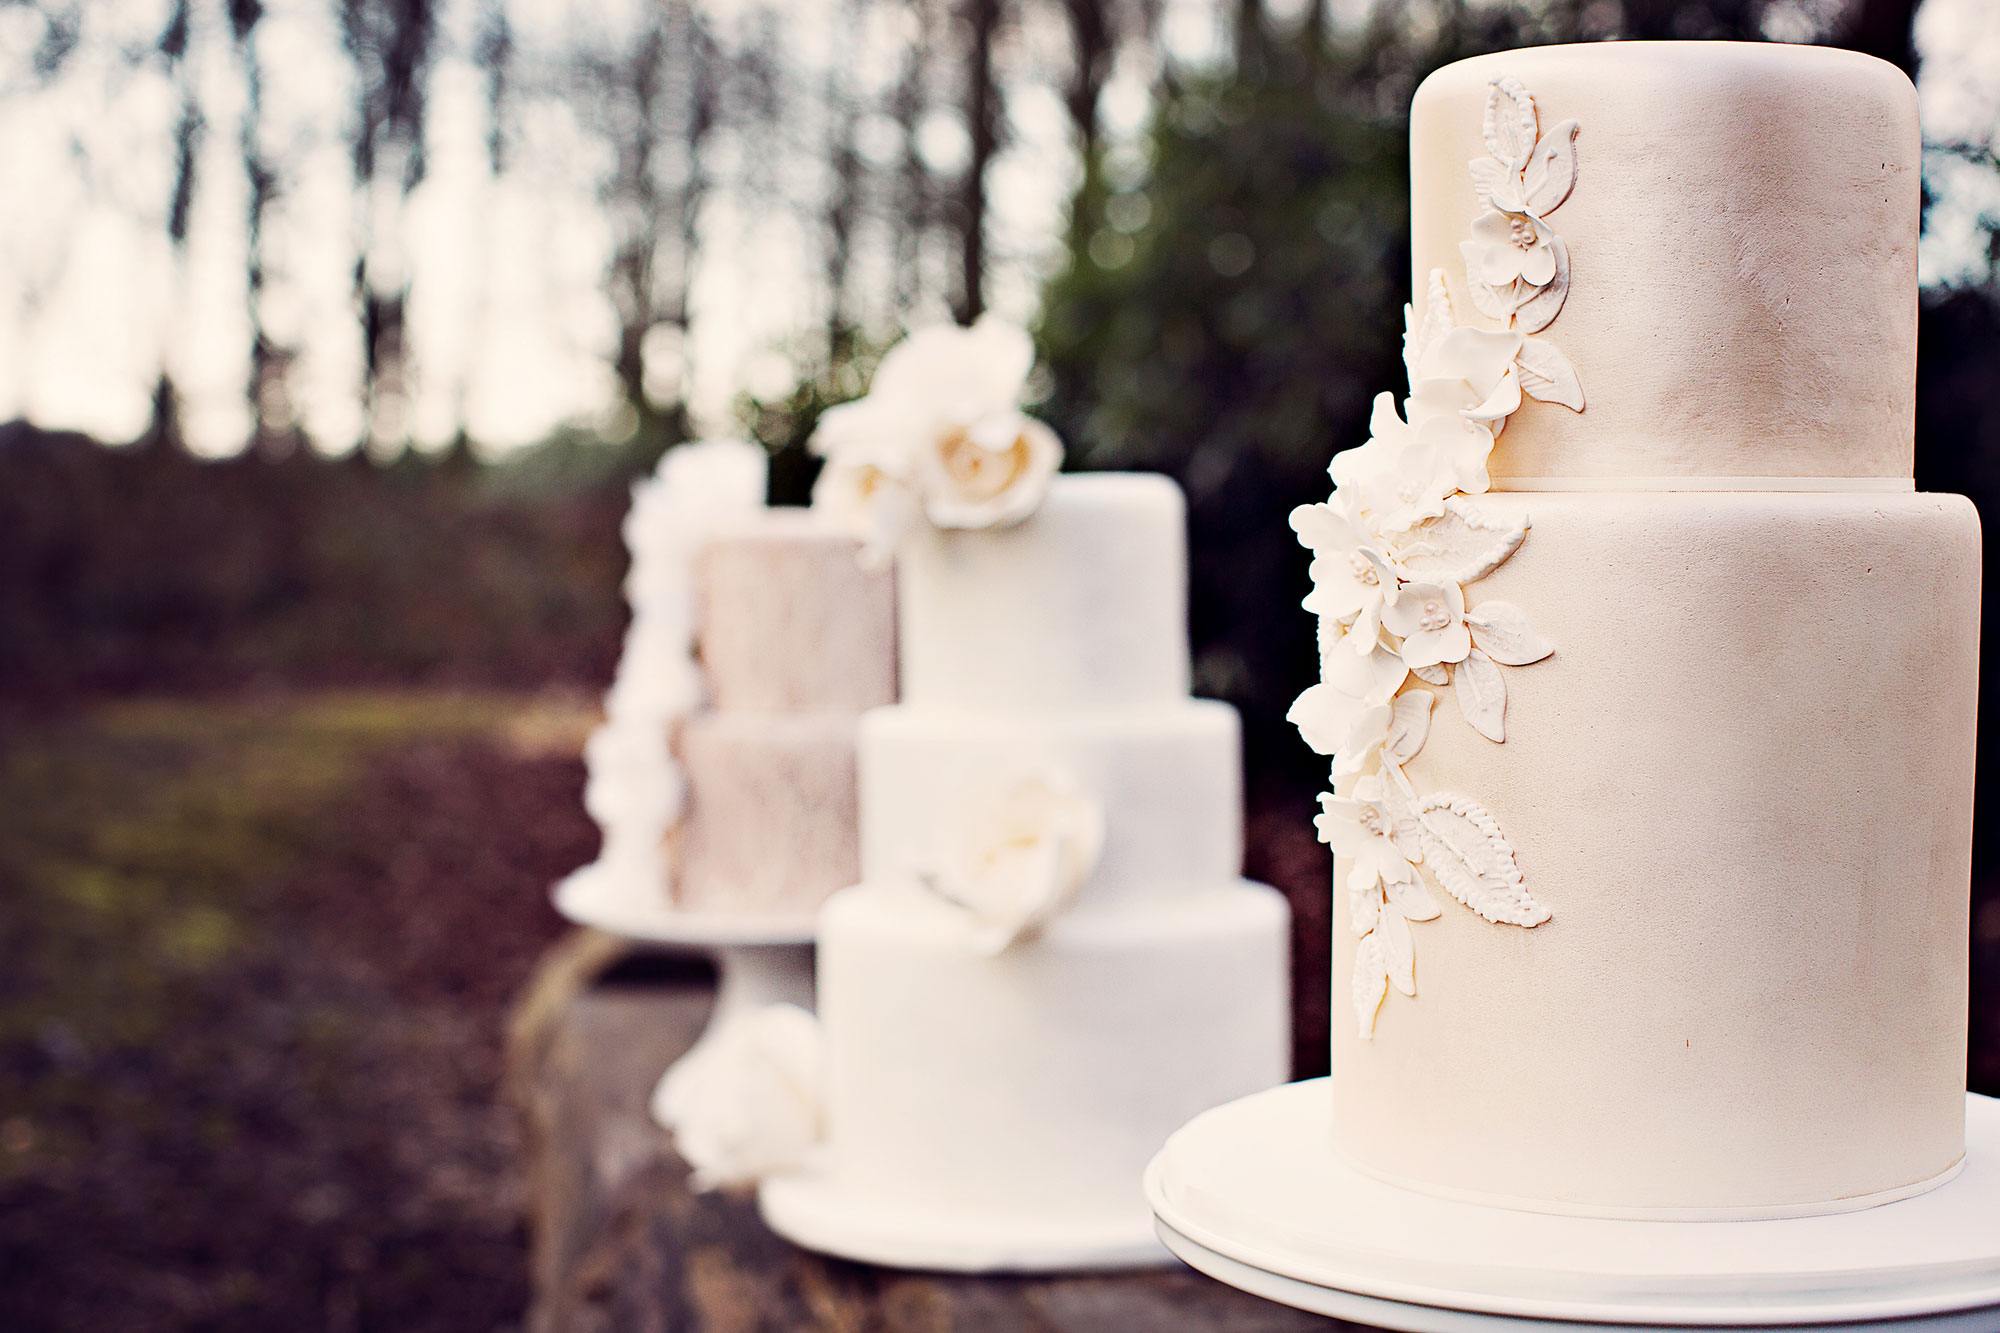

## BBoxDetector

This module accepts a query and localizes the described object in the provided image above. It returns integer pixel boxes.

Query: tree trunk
[958,0,1002,323]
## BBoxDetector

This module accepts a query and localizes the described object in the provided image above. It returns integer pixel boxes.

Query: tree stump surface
[509,932,1349,1331]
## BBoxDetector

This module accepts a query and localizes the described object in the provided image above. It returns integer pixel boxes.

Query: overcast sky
[0,0,1992,459]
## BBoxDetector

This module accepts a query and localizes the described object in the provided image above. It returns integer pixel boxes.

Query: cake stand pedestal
[1146,1079,2000,1331]
[551,867,816,1106]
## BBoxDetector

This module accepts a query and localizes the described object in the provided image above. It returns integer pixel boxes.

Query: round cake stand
[1146,1079,2000,1331]
[551,867,817,1096]
[759,1168,1173,1274]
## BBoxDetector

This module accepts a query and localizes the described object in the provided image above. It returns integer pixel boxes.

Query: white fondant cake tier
[1332,489,1979,1217]
[671,712,864,914]
[694,512,898,713]
[857,701,1242,908]
[812,880,1290,1234]
[1412,43,1919,484]
[899,473,1191,710]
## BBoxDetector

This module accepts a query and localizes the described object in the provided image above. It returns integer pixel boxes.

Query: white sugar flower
[1463,210,1558,290]
[918,410,1062,530]
[652,1003,825,1191]
[1368,387,1499,508]
[1288,644,1410,778]
[1381,578,1471,670]
[1315,774,1421,901]
[811,445,922,569]
[1292,500,1398,653]
[811,316,1062,549]
[924,771,1106,954]
[1329,411,1454,538]
[1411,325,1524,434]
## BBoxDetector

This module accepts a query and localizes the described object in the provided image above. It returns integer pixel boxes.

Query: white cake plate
[553,864,817,1110]
[760,1169,1173,1274]
[1146,1079,2000,1330]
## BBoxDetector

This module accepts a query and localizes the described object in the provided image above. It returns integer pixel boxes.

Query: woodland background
[6,0,2000,1326]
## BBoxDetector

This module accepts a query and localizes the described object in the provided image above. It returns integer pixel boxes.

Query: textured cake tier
[857,701,1242,909]
[670,712,863,914]
[1331,490,1979,1217]
[1412,43,1918,484]
[816,881,1289,1230]
[900,473,1190,709]
[694,510,897,713]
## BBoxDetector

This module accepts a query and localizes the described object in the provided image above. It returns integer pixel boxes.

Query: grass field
[0,690,596,1330]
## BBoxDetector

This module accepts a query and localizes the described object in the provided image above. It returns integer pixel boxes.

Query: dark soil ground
[0,692,593,1331]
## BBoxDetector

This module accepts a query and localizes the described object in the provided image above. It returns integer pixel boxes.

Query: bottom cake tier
[670,711,863,915]
[1332,488,1980,1219]
[812,879,1290,1237]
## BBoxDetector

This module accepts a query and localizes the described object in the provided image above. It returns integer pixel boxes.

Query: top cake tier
[693,509,898,713]
[900,472,1192,710]
[1411,42,1919,485]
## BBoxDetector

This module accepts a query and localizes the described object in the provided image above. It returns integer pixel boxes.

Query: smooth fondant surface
[814,882,1290,1234]
[1333,490,1980,1215]
[857,702,1242,909]
[898,473,1191,709]
[1412,43,1919,483]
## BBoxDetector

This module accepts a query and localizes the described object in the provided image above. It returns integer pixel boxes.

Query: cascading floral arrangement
[563,439,767,906]
[1290,76,1584,1038]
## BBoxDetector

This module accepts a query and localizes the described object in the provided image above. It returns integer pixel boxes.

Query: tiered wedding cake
[560,443,896,926]
[669,513,896,915]
[755,321,1291,1268]
[1147,42,1994,1327]
[1290,41,1979,1220]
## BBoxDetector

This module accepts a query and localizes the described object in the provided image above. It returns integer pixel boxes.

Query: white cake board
[553,865,817,1108]
[759,1168,1174,1274]
[1146,1080,2000,1330]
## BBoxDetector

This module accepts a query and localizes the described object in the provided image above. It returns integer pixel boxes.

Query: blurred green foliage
[1037,35,1412,785]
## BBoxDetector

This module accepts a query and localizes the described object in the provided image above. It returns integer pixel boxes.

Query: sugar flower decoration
[651,1003,825,1191]
[1288,644,1409,779]
[1296,74,1585,1039]
[812,316,1063,563]
[1381,579,1471,671]
[921,770,1106,954]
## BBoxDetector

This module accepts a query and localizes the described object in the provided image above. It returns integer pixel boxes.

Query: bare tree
[892,0,936,311]
[339,0,438,452]
[822,1,866,349]
[143,0,198,453]
[228,0,299,456]
[957,0,1003,322]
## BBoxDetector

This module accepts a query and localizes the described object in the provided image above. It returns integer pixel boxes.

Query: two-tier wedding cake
[1312,40,1978,1220]
[559,443,896,927]
[1148,40,1997,1328]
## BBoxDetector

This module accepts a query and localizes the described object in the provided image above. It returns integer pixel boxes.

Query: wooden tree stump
[509,931,1347,1331]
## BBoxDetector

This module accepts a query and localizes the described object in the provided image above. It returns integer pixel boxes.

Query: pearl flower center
[1348,552,1379,586]
[1507,216,1538,250]
[1416,598,1452,632]
[1360,805,1390,838]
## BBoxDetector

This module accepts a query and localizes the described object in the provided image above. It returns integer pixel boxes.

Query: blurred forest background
[6,0,2000,1326]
